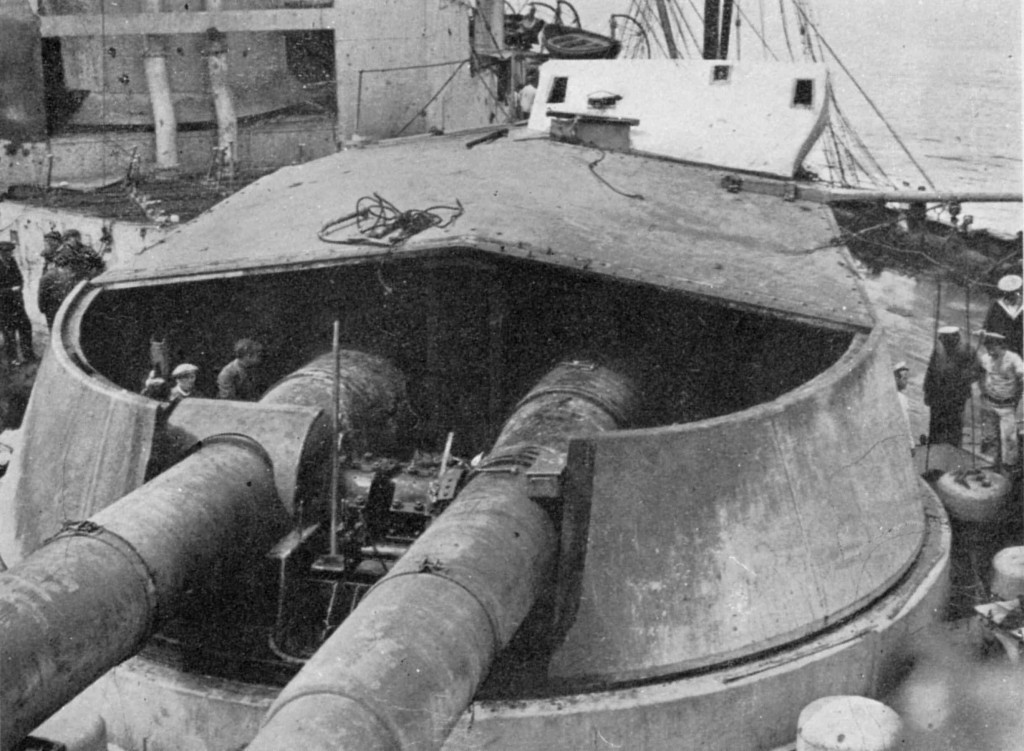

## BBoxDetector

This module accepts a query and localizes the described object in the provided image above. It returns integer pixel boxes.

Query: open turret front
[0,123,948,751]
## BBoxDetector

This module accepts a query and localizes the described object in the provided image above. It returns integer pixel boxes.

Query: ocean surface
[581,0,1023,235]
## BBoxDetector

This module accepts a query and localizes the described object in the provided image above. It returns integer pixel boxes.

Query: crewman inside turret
[217,339,264,401]
[169,363,199,405]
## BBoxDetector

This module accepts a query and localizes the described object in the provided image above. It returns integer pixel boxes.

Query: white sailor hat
[983,332,1007,342]
[937,325,960,336]
[997,274,1022,293]
[893,361,909,372]
[171,363,199,378]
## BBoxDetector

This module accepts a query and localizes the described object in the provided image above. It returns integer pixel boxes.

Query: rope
[778,0,796,60]
[731,0,780,60]
[663,1,687,57]
[789,2,938,190]
[924,276,942,471]
[965,282,977,468]
[828,90,894,187]
[667,1,697,58]
[586,150,644,200]
[318,193,464,246]
[682,0,708,55]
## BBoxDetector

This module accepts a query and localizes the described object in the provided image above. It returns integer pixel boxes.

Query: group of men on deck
[915,273,1024,472]
[0,230,106,366]
[38,230,106,329]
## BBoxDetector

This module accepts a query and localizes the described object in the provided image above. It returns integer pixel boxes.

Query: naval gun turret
[0,349,641,750]
[0,117,950,751]
[0,349,412,748]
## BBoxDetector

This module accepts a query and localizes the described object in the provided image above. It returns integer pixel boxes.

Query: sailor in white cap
[924,326,973,447]
[892,361,914,451]
[976,331,1024,469]
[169,363,199,405]
[983,274,1022,357]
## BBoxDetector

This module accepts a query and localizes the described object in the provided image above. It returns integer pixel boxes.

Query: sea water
[582,0,1023,235]
[817,0,1022,237]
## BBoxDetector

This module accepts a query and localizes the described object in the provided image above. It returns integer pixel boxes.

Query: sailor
[38,229,106,330]
[54,229,105,278]
[975,331,1024,471]
[41,231,63,273]
[507,7,544,50]
[140,370,170,400]
[217,338,264,401]
[518,70,539,118]
[169,363,199,404]
[983,274,1023,357]
[893,361,915,452]
[0,241,35,365]
[923,326,974,447]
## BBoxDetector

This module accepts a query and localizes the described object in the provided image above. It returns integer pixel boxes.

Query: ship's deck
[96,127,874,332]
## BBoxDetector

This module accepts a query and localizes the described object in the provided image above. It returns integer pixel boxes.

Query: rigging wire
[682,0,708,55]
[730,1,780,60]
[672,0,705,58]
[757,0,766,60]
[637,2,673,59]
[821,123,847,186]
[828,90,895,187]
[965,282,978,469]
[778,0,796,61]
[666,0,692,58]
[393,59,471,138]
[789,2,938,191]
[793,0,817,61]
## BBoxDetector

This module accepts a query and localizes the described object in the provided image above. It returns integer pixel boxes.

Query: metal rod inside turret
[330,320,341,557]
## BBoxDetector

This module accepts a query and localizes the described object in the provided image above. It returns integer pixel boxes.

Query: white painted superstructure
[528,59,830,177]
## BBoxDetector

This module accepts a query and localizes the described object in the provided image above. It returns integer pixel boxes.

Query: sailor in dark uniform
[0,242,35,365]
[983,274,1023,357]
[923,326,973,446]
[41,230,63,273]
[37,229,106,330]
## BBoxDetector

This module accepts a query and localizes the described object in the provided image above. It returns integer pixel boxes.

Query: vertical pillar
[204,17,237,179]
[142,0,179,170]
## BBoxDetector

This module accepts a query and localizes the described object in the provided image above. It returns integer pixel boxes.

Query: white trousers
[980,399,1020,468]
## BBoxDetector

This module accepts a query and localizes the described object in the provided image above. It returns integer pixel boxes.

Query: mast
[653,0,681,59]
[703,0,720,59]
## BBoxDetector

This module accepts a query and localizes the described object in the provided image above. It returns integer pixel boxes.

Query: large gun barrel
[0,434,280,750]
[247,359,641,751]
[0,350,408,751]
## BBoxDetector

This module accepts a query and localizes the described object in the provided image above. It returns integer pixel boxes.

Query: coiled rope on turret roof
[318,193,464,247]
